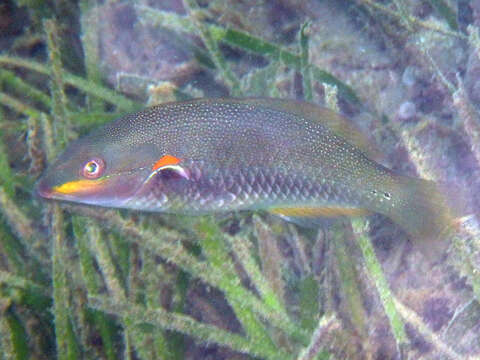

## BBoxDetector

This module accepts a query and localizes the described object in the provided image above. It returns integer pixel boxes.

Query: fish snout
[35,177,54,199]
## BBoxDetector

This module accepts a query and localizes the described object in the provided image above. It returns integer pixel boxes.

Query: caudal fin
[385,176,460,257]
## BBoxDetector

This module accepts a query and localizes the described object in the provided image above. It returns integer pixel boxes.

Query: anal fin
[270,206,370,229]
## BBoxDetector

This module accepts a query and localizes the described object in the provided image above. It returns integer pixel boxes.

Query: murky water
[0,0,479,359]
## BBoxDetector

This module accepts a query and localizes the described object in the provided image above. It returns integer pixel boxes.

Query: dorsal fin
[232,98,379,159]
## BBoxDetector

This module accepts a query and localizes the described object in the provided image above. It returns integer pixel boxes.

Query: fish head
[35,132,160,208]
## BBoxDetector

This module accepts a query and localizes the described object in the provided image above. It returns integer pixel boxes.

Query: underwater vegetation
[0,0,479,359]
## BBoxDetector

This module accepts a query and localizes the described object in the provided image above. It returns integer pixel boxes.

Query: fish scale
[152,164,342,214]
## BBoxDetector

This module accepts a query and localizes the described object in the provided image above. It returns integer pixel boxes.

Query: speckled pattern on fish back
[104,99,395,213]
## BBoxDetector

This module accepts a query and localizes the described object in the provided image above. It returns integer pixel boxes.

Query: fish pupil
[86,162,97,173]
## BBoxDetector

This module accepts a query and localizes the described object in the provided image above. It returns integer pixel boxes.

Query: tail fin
[383,176,460,258]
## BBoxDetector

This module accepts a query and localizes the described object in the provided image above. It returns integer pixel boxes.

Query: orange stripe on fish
[152,155,181,171]
[52,178,106,195]
[271,206,370,217]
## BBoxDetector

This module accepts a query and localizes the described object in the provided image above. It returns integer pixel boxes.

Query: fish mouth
[35,177,54,199]
[34,167,153,207]
[34,176,105,200]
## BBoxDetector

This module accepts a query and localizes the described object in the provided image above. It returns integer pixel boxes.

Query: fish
[36,98,455,239]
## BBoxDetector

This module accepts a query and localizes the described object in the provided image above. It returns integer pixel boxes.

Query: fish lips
[35,176,54,199]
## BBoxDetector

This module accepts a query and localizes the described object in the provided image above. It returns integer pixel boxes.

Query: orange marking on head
[152,155,182,171]
[53,178,106,195]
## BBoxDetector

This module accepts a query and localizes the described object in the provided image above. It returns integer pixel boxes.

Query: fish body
[36,98,453,237]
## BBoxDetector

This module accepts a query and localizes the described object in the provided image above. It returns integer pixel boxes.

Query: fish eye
[81,158,105,179]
